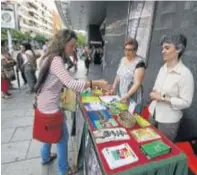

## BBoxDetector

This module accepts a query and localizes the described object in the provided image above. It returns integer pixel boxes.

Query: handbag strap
[33,55,55,109]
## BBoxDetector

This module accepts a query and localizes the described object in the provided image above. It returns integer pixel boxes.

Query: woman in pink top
[35,30,109,175]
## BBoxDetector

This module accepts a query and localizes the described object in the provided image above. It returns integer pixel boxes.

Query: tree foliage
[76,32,86,46]
[1,29,46,43]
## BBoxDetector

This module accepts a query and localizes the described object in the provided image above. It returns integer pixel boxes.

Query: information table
[75,96,188,175]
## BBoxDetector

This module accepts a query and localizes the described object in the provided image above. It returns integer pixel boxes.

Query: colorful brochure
[102,143,138,169]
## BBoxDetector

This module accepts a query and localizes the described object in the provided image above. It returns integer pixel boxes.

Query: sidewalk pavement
[1,60,87,175]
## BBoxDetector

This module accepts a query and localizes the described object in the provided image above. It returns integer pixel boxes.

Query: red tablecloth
[79,101,183,175]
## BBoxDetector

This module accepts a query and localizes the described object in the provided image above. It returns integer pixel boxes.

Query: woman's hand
[109,85,116,95]
[120,95,129,104]
[149,90,162,101]
[94,79,109,90]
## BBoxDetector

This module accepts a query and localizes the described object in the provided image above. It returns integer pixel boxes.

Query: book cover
[100,95,120,104]
[84,103,107,111]
[131,128,161,142]
[82,96,100,103]
[102,143,138,169]
[134,114,151,127]
[94,118,118,129]
[93,127,130,144]
[140,140,171,159]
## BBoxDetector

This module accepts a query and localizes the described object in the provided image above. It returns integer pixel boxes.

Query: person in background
[39,40,49,69]
[21,42,41,94]
[149,33,194,142]
[82,47,91,75]
[16,44,27,85]
[34,29,109,175]
[111,39,146,113]
[1,41,16,98]
[42,40,48,53]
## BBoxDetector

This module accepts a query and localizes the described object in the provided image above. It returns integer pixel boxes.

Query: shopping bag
[60,88,77,112]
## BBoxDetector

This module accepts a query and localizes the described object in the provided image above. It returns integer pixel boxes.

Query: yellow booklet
[82,96,100,103]
[134,114,151,127]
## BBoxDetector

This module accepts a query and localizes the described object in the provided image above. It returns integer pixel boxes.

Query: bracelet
[90,80,93,89]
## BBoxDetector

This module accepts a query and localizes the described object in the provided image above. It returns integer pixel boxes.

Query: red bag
[33,108,64,143]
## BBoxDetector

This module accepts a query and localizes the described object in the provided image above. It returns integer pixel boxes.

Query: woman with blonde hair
[34,29,109,175]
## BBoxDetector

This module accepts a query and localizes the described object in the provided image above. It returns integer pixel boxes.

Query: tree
[1,29,7,41]
[76,32,86,46]
[34,34,46,44]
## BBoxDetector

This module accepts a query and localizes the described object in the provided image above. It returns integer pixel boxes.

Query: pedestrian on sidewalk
[33,29,109,175]
[21,42,41,94]
[16,44,27,85]
[1,41,16,99]
[82,47,91,75]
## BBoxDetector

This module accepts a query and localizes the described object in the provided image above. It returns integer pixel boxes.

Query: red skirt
[1,79,10,93]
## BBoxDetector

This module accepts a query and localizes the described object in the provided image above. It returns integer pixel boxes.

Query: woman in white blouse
[149,33,194,142]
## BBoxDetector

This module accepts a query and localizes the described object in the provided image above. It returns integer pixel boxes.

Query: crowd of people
[1,29,195,175]
[1,41,41,98]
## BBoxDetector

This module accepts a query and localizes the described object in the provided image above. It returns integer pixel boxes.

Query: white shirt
[149,60,194,123]
[22,53,28,65]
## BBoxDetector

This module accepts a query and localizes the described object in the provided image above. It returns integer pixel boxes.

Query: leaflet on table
[134,114,151,127]
[100,95,120,104]
[94,118,118,129]
[140,140,171,159]
[92,89,103,96]
[93,127,130,144]
[102,143,138,169]
[131,128,161,142]
[82,96,100,103]
[84,103,107,111]
[80,89,92,97]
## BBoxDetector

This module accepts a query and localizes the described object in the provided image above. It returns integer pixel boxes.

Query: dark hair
[21,41,32,51]
[124,38,138,51]
[160,33,187,59]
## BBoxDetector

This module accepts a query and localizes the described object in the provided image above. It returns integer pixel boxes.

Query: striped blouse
[37,56,86,114]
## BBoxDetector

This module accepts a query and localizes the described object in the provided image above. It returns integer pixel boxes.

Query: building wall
[102,1,129,83]
[18,1,53,38]
[143,1,197,141]
[52,10,63,34]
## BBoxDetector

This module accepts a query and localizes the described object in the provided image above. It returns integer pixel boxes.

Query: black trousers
[21,71,27,84]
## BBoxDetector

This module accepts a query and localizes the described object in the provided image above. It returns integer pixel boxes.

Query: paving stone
[1,117,33,129]
[27,139,57,159]
[48,151,81,175]
[1,158,49,175]
[1,128,16,143]
[1,140,30,164]
[27,139,42,159]
[1,109,27,118]
[11,126,33,141]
